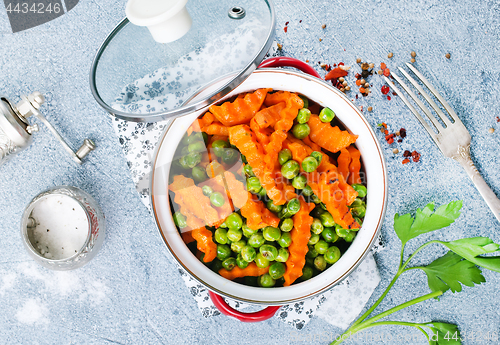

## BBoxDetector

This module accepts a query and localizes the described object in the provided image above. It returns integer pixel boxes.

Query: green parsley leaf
[394,201,463,246]
[427,322,461,345]
[419,251,485,294]
[440,237,500,273]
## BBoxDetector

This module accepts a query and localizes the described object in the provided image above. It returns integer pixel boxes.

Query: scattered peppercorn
[392,148,399,154]
[399,128,407,138]
[388,52,394,58]
[368,106,373,112]
[277,43,283,50]
[319,38,322,42]
[410,58,416,63]
[345,86,351,91]
[380,63,387,70]
[361,62,370,71]
[383,68,391,77]
[322,24,326,29]
[378,70,383,75]
[381,85,390,95]
[411,150,421,162]
[356,58,362,63]
[411,51,416,58]
[403,150,411,157]
[445,53,451,59]
[489,127,495,134]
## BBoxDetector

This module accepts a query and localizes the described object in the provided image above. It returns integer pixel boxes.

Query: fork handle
[454,145,500,223]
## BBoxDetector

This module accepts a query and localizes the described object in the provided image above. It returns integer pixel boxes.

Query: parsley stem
[401,240,440,271]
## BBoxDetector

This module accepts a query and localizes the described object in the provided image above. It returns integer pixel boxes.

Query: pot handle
[258,56,321,79]
[209,291,280,322]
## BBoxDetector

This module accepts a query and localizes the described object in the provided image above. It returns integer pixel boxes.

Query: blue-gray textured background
[0,0,499,344]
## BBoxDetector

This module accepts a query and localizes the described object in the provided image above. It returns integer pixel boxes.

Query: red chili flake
[387,138,394,144]
[387,96,391,100]
[338,62,344,66]
[381,85,390,95]
[381,122,388,129]
[392,92,397,96]
[384,130,389,135]
[380,62,387,70]
[397,139,403,143]
[284,26,288,33]
[360,106,363,112]
[359,87,366,93]
[299,20,302,23]
[355,94,359,99]
[355,73,361,79]
[285,21,289,25]
[496,116,500,122]
[399,128,407,138]
[411,151,421,162]
[333,63,337,67]
[402,158,410,164]
[325,67,348,81]
[383,68,391,77]
[403,150,411,157]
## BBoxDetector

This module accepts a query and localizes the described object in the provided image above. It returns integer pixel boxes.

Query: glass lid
[90,0,275,122]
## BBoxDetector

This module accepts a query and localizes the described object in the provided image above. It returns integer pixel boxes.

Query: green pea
[351,198,364,207]
[277,232,292,248]
[180,146,190,156]
[173,212,187,229]
[231,240,246,253]
[351,204,366,218]
[211,140,230,157]
[184,152,202,168]
[302,156,319,173]
[269,262,286,280]
[319,107,336,122]
[242,224,258,237]
[210,192,225,207]
[311,218,324,235]
[248,233,265,248]
[243,164,255,177]
[241,246,257,262]
[335,224,350,238]
[240,154,248,163]
[292,174,307,189]
[258,273,275,287]
[275,277,285,287]
[202,185,213,196]
[263,226,281,241]
[191,166,207,183]
[266,200,283,214]
[344,231,356,243]
[186,132,204,145]
[308,233,320,246]
[319,211,336,227]
[292,123,310,139]
[278,149,292,165]
[258,187,267,199]
[236,254,249,269]
[305,256,315,267]
[246,177,262,194]
[281,160,300,179]
[280,218,294,232]
[314,255,327,271]
[306,245,318,258]
[314,240,329,255]
[215,228,228,244]
[226,213,243,231]
[324,246,341,264]
[322,227,338,243]
[222,148,239,165]
[211,259,223,273]
[299,95,309,109]
[287,198,301,214]
[301,185,314,197]
[312,195,322,204]
[320,202,328,211]
[260,244,278,261]
[217,244,231,261]
[188,141,205,153]
[276,248,289,262]
[311,151,323,164]
[219,220,228,228]
[352,184,367,198]
[301,265,314,281]
[254,253,270,268]
[222,257,237,270]
[296,108,311,124]
[227,228,243,242]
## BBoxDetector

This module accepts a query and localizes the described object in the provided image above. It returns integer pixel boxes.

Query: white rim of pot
[151,69,387,305]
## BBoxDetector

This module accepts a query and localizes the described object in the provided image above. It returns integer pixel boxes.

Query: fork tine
[390,71,444,132]
[398,68,453,127]
[383,76,440,145]
[405,63,461,124]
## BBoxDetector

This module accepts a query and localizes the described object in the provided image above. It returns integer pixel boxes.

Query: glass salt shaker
[21,186,105,270]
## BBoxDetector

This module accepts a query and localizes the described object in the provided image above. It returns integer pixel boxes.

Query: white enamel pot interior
[151,68,388,305]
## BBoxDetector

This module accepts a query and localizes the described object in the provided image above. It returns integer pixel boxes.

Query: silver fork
[384,63,500,223]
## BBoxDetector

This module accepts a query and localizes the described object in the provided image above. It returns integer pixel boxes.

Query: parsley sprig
[331,201,500,345]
